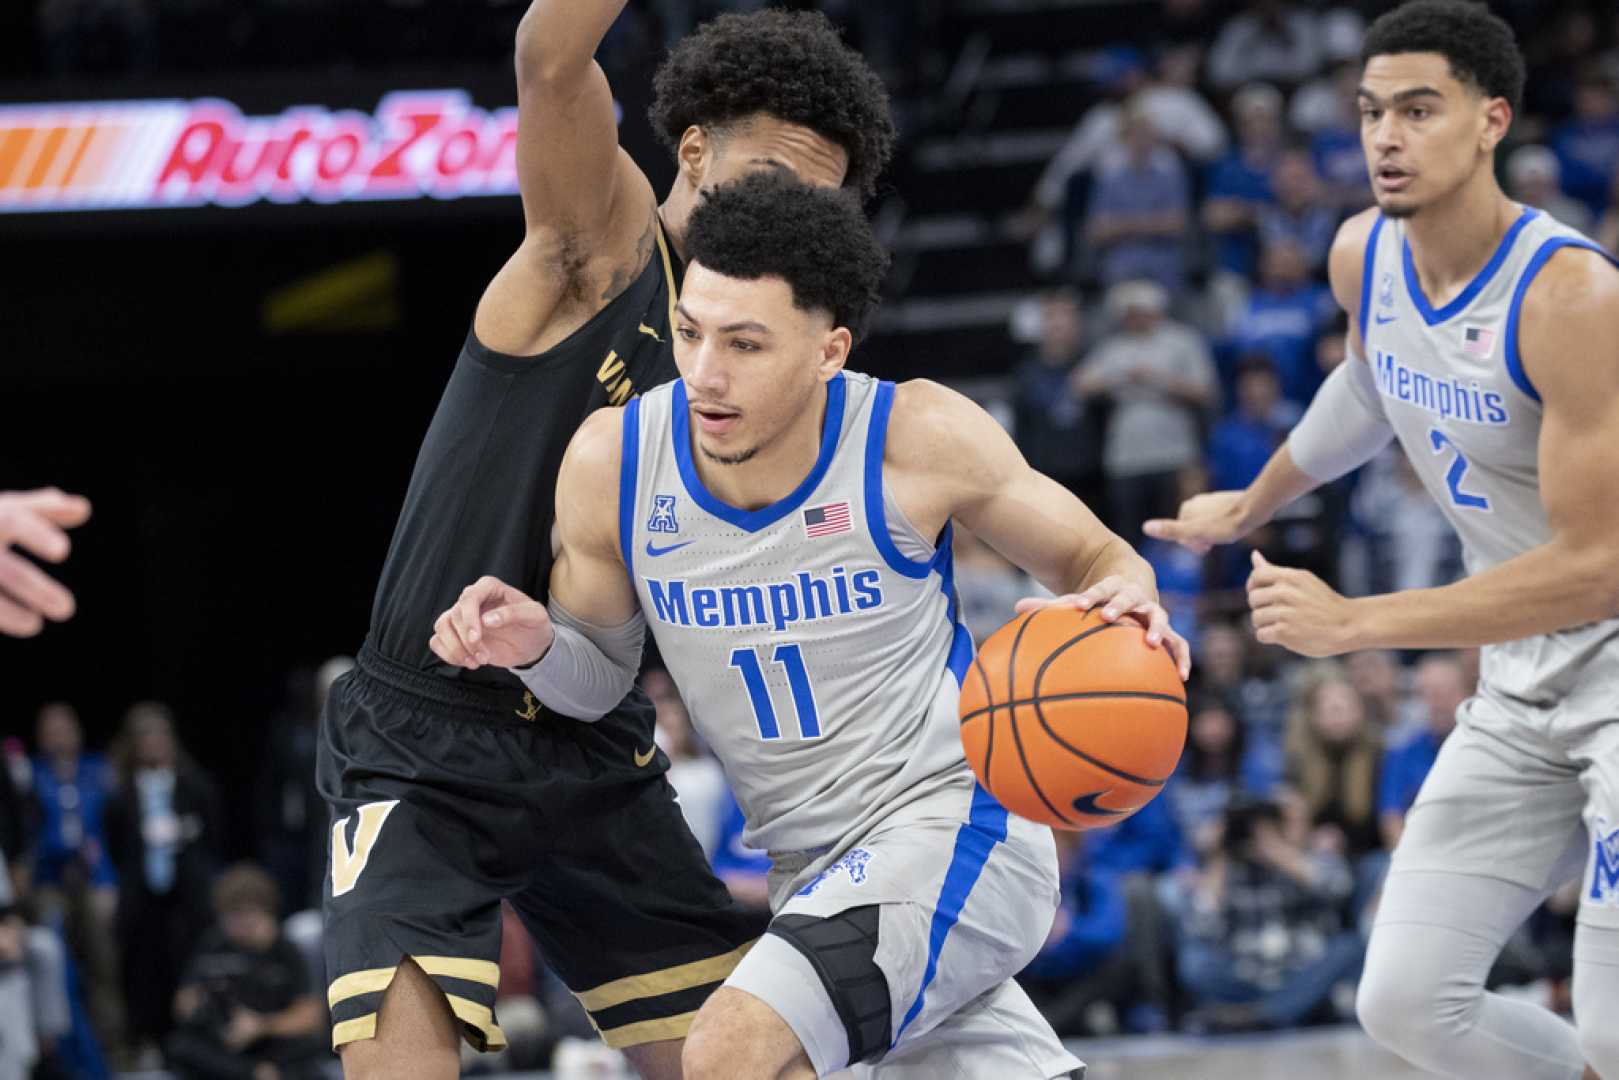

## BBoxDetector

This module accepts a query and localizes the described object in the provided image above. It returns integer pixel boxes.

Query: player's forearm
[1069,535,1156,600]
[1345,537,1619,650]
[516,0,630,85]
[1235,445,1319,531]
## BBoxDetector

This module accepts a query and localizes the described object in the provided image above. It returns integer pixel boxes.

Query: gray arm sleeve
[513,600,644,722]
[1286,348,1396,484]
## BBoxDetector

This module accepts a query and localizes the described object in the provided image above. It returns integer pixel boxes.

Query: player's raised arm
[475,0,656,355]
[1145,209,1393,553]
[886,379,1190,678]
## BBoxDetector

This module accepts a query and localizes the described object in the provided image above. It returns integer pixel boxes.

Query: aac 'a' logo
[1378,270,1395,310]
[1590,817,1619,906]
[648,495,680,534]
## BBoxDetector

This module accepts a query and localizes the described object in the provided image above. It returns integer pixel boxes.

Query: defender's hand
[1016,577,1191,680]
[1143,490,1255,555]
[0,487,92,637]
[430,576,555,670]
[1246,551,1357,657]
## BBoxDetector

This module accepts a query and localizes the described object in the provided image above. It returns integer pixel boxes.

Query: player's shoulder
[886,379,1008,475]
[1520,241,1619,319]
[561,406,627,486]
[1326,206,1382,312]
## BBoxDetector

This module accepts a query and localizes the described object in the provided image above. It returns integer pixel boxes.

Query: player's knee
[1356,940,1459,1051]
[683,988,799,1080]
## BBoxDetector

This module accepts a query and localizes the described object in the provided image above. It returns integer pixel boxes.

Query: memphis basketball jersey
[620,370,976,854]
[1361,206,1619,706]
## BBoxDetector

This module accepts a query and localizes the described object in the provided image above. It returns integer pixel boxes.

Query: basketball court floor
[1069,1026,1439,1078]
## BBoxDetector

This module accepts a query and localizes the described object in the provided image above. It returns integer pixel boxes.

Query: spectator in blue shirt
[1551,66,1619,219]
[1208,355,1300,493]
[1225,238,1338,407]
[30,703,121,1056]
[1257,148,1339,274]
[1378,653,1472,851]
[1203,82,1285,280]
[1083,103,1191,296]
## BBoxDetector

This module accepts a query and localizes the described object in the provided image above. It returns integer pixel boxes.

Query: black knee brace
[768,905,891,1065]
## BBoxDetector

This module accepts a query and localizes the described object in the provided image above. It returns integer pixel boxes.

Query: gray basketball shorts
[1388,689,1619,930]
[724,785,1084,1078]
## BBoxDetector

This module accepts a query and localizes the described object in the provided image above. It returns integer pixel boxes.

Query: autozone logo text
[0,90,520,213]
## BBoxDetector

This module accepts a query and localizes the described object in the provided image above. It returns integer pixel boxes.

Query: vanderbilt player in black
[317,4,894,1078]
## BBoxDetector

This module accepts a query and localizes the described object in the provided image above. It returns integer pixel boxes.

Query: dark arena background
[3,1,1617,1078]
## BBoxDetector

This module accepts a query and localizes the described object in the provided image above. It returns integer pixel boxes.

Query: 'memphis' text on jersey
[1372,348,1510,426]
[647,565,885,632]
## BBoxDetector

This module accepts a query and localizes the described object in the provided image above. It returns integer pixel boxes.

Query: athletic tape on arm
[514,600,644,721]
[1286,346,1395,483]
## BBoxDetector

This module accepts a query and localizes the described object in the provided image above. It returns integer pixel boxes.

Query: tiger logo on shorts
[798,848,874,896]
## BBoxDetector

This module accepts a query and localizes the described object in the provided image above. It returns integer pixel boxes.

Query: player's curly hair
[685,171,889,339]
[649,9,896,201]
[1362,0,1524,114]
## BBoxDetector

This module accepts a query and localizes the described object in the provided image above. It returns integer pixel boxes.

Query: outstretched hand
[1143,490,1254,555]
[0,487,92,637]
[1016,575,1191,680]
[429,576,555,671]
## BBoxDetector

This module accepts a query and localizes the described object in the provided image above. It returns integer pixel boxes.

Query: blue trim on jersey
[1504,237,1619,405]
[671,373,847,533]
[932,523,975,690]
[893,784,1010,1046]
[619,397,641,577]
[1402,206,1538,326]
[1358,214,1384,344]
[863,380,933,579]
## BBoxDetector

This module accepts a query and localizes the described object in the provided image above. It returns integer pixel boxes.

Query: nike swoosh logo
[638,323,665,343]
[1374,312,1398,325]
[1072,792,1130,817]
[634,745,657,768]
[645,540,694,557]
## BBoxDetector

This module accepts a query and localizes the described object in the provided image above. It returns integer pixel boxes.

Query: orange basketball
[959,606,1188,830]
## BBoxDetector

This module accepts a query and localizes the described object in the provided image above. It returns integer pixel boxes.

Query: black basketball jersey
[368,219,682,687]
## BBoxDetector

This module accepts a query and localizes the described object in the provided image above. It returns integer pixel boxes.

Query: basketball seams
[1032,618,1175,788]
[1005,609,1077,826]
[959,689,1188,725]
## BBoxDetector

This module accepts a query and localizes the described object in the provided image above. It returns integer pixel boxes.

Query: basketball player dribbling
[431,171,1191,1079]
[0,487,90,637]
[1145,3,1619,1077]
[316,6,895,1078]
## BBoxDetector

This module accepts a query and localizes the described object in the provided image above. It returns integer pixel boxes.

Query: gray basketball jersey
[620,371,976,854]
[1360,206,1619,708]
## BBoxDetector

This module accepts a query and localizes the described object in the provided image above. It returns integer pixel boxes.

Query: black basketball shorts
[317,643,766,1052]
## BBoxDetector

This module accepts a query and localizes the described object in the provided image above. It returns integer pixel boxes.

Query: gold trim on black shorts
[327,955,506,1052]
[575,939,756,1049]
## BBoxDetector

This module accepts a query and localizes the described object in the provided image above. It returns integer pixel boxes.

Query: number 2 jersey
[1359,205,1619,710]
[620,371,977,854]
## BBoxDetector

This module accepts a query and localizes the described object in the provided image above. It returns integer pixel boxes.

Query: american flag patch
[803,501,852,538]
[1463,325,1497,357]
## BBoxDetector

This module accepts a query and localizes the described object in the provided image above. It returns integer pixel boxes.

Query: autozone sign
[0,90,521,213]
